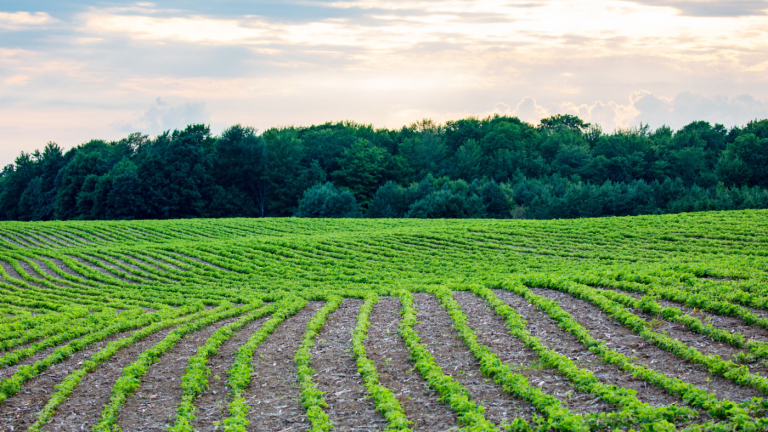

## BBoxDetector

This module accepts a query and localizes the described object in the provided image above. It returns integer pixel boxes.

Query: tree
[367,181,407,218]
[332,139,387,207]
[407,186,486,218]
[480,180,511,218]
[137,125,215,219]
[262,127,305,216]
[213,124,267,216]
[538,114,590,132]
[295,182,361,218]
[0,152,39,220]
[454,139,485,180]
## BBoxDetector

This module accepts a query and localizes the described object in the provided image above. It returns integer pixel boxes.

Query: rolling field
[0,211,767,431]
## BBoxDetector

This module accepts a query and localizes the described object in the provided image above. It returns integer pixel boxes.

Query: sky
[1,0,768,165]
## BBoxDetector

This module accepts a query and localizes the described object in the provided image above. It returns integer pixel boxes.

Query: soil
[81,254,151,284]
[38,321,189,432]
[18,260,69,289]
[650,297,768,346]
[455,291,618,415]
[311,298,389,431]
[166,252,230,272]
[0,260,46,289]
[190,316,271,431]
[52,232,94,246]
[0,321,162,431]
[0,329,100,380]
[13,234,47,248]
[412,292,531,427]
[67,256,137,285]
[28,259,70,282]
[37,233,75,248]
[242,301,323,432]
[48,258,88,280]
[114,315,244,431]
[486,290,690,409]
[619,304,768,376]
[135,254,184,271]
[365,296,458,431]
[0,235,28,248]
[526,287,765,403]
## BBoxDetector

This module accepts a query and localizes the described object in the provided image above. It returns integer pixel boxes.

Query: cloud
[493,91,768,131]
[632,91,768,128]
[113,98,210,135]
[0,11,57,29]
[627,1,768,17]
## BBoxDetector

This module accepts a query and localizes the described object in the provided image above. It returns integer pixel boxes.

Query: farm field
[0,211,767,431]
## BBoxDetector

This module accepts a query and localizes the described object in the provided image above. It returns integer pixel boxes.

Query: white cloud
[113,98,210,135]
[493,91,768,131]
[0,12,57,29]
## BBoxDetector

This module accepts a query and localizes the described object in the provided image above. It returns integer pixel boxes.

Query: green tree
[295,182,361,218]
[262,127,305,216]
[332,139,387,207]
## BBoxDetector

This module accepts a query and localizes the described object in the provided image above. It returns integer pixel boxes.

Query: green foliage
[2,115,768,220]
[0,211,766,430]
[295,182,362,218]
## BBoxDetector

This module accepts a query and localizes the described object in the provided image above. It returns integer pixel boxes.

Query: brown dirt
[242,301,323,432]
[18,260,70,289]
[0,235,28,248]
[412,292,531,427]
[114,315,244,431]
[67,256,136,285]
[366,296,458,431]
[311,299,388,431]
[39,322,186,432]
[82,254,151,284]
[135,254,184,271]
[618,303,768,376]
[595,284,768,322]
[51,231,95,247]
[0,321,160,431]
[28,259,70,282]
[527,287,765,403]
[155,253,196,271]
[649,296,768,347]
[115,255,164,272]
[0,312,123,377]
[48,258,89,280]
[166,252,230,272]
[37,233,75,248]
[455,290,622,415]
[486,290,690,409]
[0,260,46,289]
[190,316,271,431]
[14,234,48,248]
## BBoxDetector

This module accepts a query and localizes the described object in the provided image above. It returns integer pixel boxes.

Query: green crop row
[223,296,308,432]
[495,280,768,431]
[170,302,278,432]
[92,301,265,431]
[295,295,344,432]
[396,289,498,431]
[25,302,247,432]
[351,294,412,431]
[461,285,696,430]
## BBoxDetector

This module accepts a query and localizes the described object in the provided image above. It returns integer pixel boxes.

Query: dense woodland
[1,114,767,220]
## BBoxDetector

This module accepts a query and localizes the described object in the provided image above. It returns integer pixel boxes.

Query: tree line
[1,114,767,220]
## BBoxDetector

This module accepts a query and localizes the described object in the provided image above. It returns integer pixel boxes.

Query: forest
[1,114,767,220]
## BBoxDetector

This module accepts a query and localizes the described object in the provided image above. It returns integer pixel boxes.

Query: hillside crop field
[0,211,767,431]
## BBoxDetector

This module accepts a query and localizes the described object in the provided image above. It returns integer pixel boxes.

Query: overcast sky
[2,0,768,165]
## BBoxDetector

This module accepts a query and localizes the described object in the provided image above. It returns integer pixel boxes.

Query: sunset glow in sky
[2,0,768,164]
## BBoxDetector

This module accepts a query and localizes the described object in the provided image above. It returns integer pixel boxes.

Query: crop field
[0,211,767,431]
